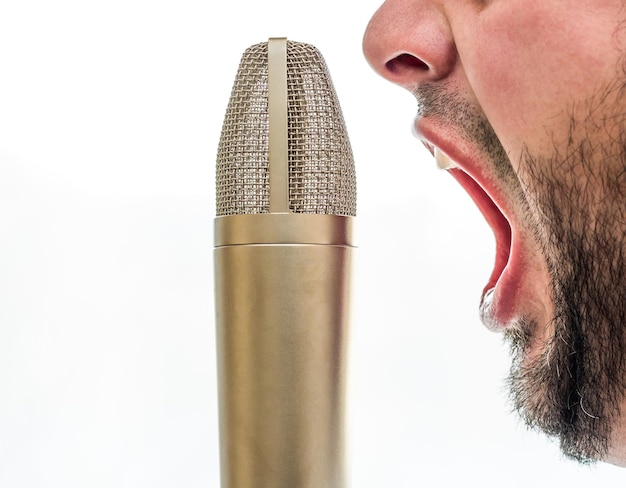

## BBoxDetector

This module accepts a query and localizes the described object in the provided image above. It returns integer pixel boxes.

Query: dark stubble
[506,78,626,462]
[416,79,626,463]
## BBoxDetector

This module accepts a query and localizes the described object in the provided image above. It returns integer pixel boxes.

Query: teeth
[434,148,458,170]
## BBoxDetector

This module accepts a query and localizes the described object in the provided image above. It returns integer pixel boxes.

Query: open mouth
[449,166,512,293]
[430,146,514,329]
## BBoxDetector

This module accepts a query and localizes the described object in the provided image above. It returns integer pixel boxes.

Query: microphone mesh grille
[216,41,357,216]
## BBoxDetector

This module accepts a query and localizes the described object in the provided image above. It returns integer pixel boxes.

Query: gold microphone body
[214,213,353,487]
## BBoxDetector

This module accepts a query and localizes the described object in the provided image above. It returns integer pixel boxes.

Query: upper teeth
[435,148,458,170]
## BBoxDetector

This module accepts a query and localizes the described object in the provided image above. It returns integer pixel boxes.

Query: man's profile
[363,0,626,465]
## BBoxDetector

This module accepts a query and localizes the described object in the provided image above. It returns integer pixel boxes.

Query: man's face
[363,0,626,464]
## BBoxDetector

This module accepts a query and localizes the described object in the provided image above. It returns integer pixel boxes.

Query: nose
[362,0,456,91]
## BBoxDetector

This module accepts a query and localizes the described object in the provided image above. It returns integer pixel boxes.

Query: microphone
[214,38,356,488]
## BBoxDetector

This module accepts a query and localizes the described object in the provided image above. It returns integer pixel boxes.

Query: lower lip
[481,226,535,332]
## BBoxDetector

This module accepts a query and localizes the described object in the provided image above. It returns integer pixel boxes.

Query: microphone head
[216,40,356,217]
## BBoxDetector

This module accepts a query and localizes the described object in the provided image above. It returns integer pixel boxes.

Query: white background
[0,0,623,486]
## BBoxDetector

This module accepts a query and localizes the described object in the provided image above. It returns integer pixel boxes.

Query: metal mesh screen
[216,40,357,216]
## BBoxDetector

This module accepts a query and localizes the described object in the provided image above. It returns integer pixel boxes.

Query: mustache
[414,83,516,184]
[414,83,468,119]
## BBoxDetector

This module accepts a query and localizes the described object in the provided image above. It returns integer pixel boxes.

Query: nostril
[385,53,429,74]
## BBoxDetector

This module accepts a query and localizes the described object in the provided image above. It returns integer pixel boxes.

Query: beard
[416,80,626,463]
[505,96,626,462]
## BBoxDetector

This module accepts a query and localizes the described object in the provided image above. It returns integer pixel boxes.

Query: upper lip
[415,116,515,330]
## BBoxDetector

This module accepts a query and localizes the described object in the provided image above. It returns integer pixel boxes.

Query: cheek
[456,7,617,167]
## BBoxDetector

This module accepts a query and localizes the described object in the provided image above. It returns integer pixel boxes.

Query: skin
[363,0,626,465]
